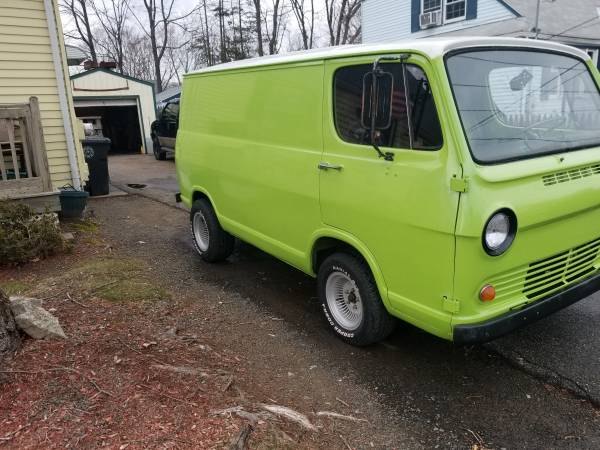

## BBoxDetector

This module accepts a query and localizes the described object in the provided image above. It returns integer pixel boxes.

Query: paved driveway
[107,152,600,406]
[109,154,180,207]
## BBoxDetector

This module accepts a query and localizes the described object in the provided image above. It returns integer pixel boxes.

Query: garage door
[74,98,138,108]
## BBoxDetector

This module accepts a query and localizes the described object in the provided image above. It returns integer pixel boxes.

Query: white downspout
[43,0,81,189]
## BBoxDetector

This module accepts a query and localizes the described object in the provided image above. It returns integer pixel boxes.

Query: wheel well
[312,237,365,274]
[192,191,209,203]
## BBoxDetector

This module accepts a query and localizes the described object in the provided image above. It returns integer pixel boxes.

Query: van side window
[334,63,443,150]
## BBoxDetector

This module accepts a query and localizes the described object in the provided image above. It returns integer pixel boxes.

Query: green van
[176,37,600,345]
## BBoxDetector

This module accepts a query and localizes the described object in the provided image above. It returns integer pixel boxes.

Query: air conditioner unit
[419,10,442,29]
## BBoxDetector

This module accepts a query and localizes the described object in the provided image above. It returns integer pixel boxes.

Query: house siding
[0,0,86,190]
[363,0,516,43]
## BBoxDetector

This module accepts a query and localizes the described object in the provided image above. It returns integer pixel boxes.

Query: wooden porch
[0,97,59,212]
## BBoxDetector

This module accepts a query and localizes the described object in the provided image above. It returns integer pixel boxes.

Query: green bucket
[59,187,89,219]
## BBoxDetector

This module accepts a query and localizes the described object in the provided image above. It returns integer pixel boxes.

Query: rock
[61,232,75,241]
[10,296,42,315]
[9,296,66,339]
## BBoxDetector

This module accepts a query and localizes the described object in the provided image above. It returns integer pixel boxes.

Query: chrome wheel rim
[192,211,209,252]
[325,271,363,331]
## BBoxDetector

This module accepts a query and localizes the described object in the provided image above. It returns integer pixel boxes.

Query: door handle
[318,162,343,171]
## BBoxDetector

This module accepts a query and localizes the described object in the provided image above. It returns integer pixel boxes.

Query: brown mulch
[0,234,343,449]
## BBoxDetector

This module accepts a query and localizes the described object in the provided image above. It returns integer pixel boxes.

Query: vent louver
[542,164,600,186]
[487,236,600,304]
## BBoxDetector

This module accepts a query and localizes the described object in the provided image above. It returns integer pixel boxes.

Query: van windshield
[446,49,600,164]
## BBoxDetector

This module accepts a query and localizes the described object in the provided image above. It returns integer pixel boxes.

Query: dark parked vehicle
[151,100,179,160]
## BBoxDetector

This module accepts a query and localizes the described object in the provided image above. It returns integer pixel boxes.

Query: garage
[70,68,156,155]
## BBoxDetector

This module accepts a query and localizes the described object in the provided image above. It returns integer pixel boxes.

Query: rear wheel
[153,138,166,160]
[318,252,396,346]
[190,198,234,262]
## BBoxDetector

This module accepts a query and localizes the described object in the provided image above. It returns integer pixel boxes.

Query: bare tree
[60,0,98,63]
[200,0,214,65]
[165,19,202,83]
[289,0,314,50]
[120,27,155,81]
[58,0,363,88]
[129,0,196,92]
[91,0,130,73]
[235,0,247,58]
[251,0,264,56]
[263,0,287,55]
[324,0,361,46]
[214,0,229,62]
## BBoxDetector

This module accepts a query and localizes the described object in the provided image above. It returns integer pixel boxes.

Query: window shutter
[466,0,478,20]
[411,0,421,32]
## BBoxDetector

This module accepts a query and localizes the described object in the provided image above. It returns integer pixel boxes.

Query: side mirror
[361,70,394,130]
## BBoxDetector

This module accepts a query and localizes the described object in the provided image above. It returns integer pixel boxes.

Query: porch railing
[0,97,52,199]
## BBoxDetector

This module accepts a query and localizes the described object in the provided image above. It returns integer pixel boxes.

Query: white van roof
[186,36,589,76]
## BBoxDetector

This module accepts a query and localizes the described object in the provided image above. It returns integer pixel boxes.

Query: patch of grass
[72,258,139,278]
[67,257,168,302]
[69,218,98,233]
[0,280,30,296]
[99,279,168,302]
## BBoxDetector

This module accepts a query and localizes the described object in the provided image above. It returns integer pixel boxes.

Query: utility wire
[545,16,599,40]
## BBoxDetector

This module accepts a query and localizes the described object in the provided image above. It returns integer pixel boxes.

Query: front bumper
[453,270,600,345]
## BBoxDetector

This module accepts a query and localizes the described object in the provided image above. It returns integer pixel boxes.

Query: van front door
[319,56,460,337]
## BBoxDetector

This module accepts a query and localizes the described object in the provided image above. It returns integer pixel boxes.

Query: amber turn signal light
[479,284,496,302]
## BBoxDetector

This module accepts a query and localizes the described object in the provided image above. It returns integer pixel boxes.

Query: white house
[70,68,156,155]
[362,0,600,68]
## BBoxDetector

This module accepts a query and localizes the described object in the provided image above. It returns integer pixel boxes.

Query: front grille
[489,237,600,303]
[542,164,600,186]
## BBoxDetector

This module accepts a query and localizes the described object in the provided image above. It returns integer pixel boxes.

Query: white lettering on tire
[322,267,358,339]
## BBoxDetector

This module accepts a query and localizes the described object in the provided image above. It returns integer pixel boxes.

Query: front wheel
[190,199,235,262]
[318,253,396,346]
[153,138,166,160]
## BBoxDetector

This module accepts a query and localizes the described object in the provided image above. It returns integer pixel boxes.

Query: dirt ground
[1,193,599,449]
[0,197,418,449]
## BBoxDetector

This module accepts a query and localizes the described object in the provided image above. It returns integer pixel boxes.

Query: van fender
[189,186,219,213]
[309,229,391,311]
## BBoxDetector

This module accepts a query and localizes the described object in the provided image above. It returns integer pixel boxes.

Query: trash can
[82,136,111,196]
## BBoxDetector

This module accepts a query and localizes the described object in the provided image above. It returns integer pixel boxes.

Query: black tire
[317,252,396,346]
[153,138,166,160]
[190,199,234,262]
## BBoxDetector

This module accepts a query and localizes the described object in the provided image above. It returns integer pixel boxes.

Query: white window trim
[420,0,467,26]
[444,0,467,23]
[422,0,442,14]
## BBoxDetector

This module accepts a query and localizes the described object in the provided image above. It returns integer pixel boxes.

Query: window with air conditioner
[420,0,467,28]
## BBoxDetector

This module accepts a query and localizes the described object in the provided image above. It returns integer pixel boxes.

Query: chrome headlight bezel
[482,209,517,256]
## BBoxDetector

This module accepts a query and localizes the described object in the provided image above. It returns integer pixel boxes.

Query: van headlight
[483,210,517,256]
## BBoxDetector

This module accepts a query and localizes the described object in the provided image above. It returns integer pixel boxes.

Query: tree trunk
[252,0,264,56]
[80,0,98,63]
[202,0,213,66]
[0,289,21,362]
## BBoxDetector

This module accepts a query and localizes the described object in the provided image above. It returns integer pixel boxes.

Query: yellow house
[0,0,87,210]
